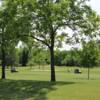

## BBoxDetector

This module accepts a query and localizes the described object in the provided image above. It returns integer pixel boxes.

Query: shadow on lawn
[0,80,75,100]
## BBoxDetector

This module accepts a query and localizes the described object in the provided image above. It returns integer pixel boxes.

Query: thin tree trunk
[1,47,6,79]
[88,67,90,80]
[50,46,56,82]
[1,28,6,79]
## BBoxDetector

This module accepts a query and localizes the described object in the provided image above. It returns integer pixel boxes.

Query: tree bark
[50,46,56,82]
[1,28,6,79]
[1,47,6,79]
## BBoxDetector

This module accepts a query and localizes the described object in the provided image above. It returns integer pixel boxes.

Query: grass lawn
[0,66,100,100]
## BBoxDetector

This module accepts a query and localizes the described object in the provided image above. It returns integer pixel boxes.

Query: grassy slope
[0,66,100,100]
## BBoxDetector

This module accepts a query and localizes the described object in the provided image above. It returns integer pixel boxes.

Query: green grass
[0,66,100,100]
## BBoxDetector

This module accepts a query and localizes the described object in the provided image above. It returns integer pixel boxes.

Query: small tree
[81,41,99,79]
[19,47,29,66]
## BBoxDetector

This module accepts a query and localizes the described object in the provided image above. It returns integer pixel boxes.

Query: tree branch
[54,22,70,33]
[18,34,50,48]
[31,35,50,48]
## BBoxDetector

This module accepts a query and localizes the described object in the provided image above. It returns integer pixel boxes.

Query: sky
[89,0,100,15]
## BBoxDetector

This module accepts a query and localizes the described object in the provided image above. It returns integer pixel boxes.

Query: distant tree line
[0,40,99,68]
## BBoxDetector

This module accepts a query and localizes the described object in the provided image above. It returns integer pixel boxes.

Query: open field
[0,66,100,100]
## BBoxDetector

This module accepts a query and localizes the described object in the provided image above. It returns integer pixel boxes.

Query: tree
[15,0,100,82]
[27,47,50,68]
[19,47,29,66]
[96,40,100,66]
[5,47,19,67]
[0,1,18,79]
[61,49,81,66]
[81,41,99,79]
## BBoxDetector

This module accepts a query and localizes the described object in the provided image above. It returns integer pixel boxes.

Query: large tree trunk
[1,47,6,79]
[50,46,56,82]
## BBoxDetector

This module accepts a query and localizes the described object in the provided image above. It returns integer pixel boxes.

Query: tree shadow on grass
[0,80,75,100]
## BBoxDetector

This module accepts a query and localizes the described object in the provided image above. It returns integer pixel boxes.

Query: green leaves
[81,41,99,67]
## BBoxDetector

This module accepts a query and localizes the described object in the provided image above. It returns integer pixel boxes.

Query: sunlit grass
[0,66,100,100]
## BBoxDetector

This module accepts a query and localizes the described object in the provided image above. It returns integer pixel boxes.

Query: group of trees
[1,40,100,67]
[24,40,100,68]
[0,0,100,81]
[55,42,100,67]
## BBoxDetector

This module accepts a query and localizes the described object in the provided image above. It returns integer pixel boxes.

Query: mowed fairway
[0,66,100,100]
